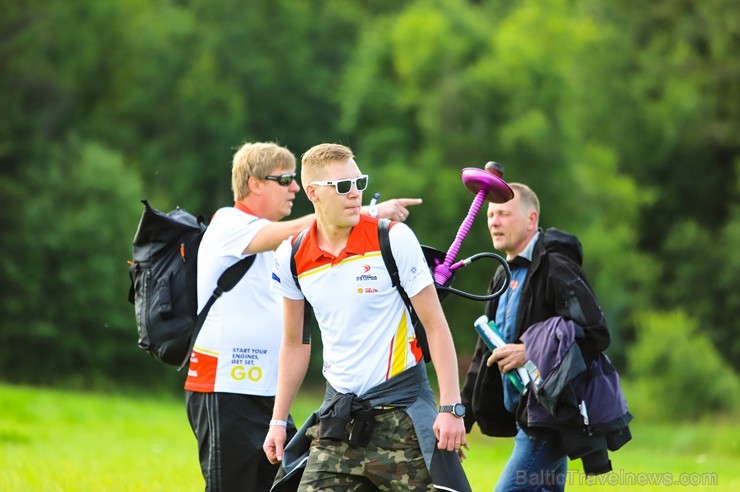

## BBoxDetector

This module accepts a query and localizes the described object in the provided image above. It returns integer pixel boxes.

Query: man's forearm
[246,214,315,254]
[412,285,462,404]
[428,324,463,404]
[272,341,311,420]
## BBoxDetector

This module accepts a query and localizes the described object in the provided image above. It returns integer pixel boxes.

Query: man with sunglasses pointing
[184,142,420,492]
[265,143,471,491]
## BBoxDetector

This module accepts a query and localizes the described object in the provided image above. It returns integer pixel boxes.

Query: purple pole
[433,189,487,286]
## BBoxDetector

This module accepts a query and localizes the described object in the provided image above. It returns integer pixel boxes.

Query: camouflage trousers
[299,408,434,491]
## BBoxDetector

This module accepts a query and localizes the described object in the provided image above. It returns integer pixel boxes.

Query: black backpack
[289,218,431,363]
[128,200,255,370]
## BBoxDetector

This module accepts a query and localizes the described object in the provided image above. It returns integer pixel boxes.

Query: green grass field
[1,383,737,491]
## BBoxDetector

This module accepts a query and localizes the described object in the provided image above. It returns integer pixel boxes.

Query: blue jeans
[495,427,568,492]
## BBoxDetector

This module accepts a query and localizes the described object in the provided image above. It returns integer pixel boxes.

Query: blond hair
[231,142,296,201]
[510,182,540,217]
[300,143,354,185]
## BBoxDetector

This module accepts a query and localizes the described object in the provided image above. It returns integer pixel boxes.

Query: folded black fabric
[318,392,375,447]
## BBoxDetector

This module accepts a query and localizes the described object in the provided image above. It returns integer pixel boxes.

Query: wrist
[438,403,466,418]
[269,419,288,427]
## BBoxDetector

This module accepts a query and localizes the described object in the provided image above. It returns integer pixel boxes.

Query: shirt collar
[300,215,373,264]
[516,231,540,262]
[234,201,256,216]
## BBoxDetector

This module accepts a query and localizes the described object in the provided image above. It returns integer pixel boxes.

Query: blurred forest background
[2,0,739,419]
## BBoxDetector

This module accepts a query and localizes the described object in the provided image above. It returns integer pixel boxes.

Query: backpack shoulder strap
[178,254,256,371]
[378,219,402,291]
[378,219,431,363]
[290,228,308,291]
[290,228,312,345]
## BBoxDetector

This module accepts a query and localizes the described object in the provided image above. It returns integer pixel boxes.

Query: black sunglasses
[263,173,297,187]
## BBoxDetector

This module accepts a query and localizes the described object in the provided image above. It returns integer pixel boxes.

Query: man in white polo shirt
[184,141,421,492]
[265,143,471,491]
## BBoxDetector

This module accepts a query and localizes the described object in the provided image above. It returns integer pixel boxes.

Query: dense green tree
[628,309,740,419]
[0,140,166,386]
[90,0,409,214]
[0,0,738,388]
[659,169,740,371]
[336,0,653,360]
[589,0,740,367]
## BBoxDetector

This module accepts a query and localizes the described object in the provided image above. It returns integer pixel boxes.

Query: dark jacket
[521,316,632,475]
[461,228,610,437]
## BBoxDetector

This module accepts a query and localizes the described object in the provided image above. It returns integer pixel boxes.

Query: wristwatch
[439,403,466,418]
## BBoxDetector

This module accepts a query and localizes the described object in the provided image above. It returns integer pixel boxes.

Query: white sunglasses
[309,175,369,195]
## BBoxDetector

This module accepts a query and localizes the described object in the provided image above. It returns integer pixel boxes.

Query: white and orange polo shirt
[185,206,282,395]
[271,215,432,396]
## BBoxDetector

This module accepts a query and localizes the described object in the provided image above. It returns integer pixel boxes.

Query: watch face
[453,403,466,418]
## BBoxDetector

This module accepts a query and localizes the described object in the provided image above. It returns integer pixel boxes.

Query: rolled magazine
[473,314,531,394]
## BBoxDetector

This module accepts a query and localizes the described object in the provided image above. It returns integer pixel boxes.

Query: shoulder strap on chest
[290,228,312,345]
[378,219,399,288]
[290,228,309,291]
[378,219,431,363]
[178,254,256,371]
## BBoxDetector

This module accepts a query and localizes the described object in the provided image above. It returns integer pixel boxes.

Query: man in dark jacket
[461,183,610,491]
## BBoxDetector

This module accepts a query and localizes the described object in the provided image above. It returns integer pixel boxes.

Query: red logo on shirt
[361,264,371,273]
[510,279,519,290]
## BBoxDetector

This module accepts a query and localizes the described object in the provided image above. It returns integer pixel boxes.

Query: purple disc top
[461,168,514,203]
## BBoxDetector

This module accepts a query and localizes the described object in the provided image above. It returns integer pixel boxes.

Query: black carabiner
[435,252,511,301]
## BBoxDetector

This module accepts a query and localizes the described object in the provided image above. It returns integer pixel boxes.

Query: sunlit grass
[463,419,738,491]
[1,383,738,491]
